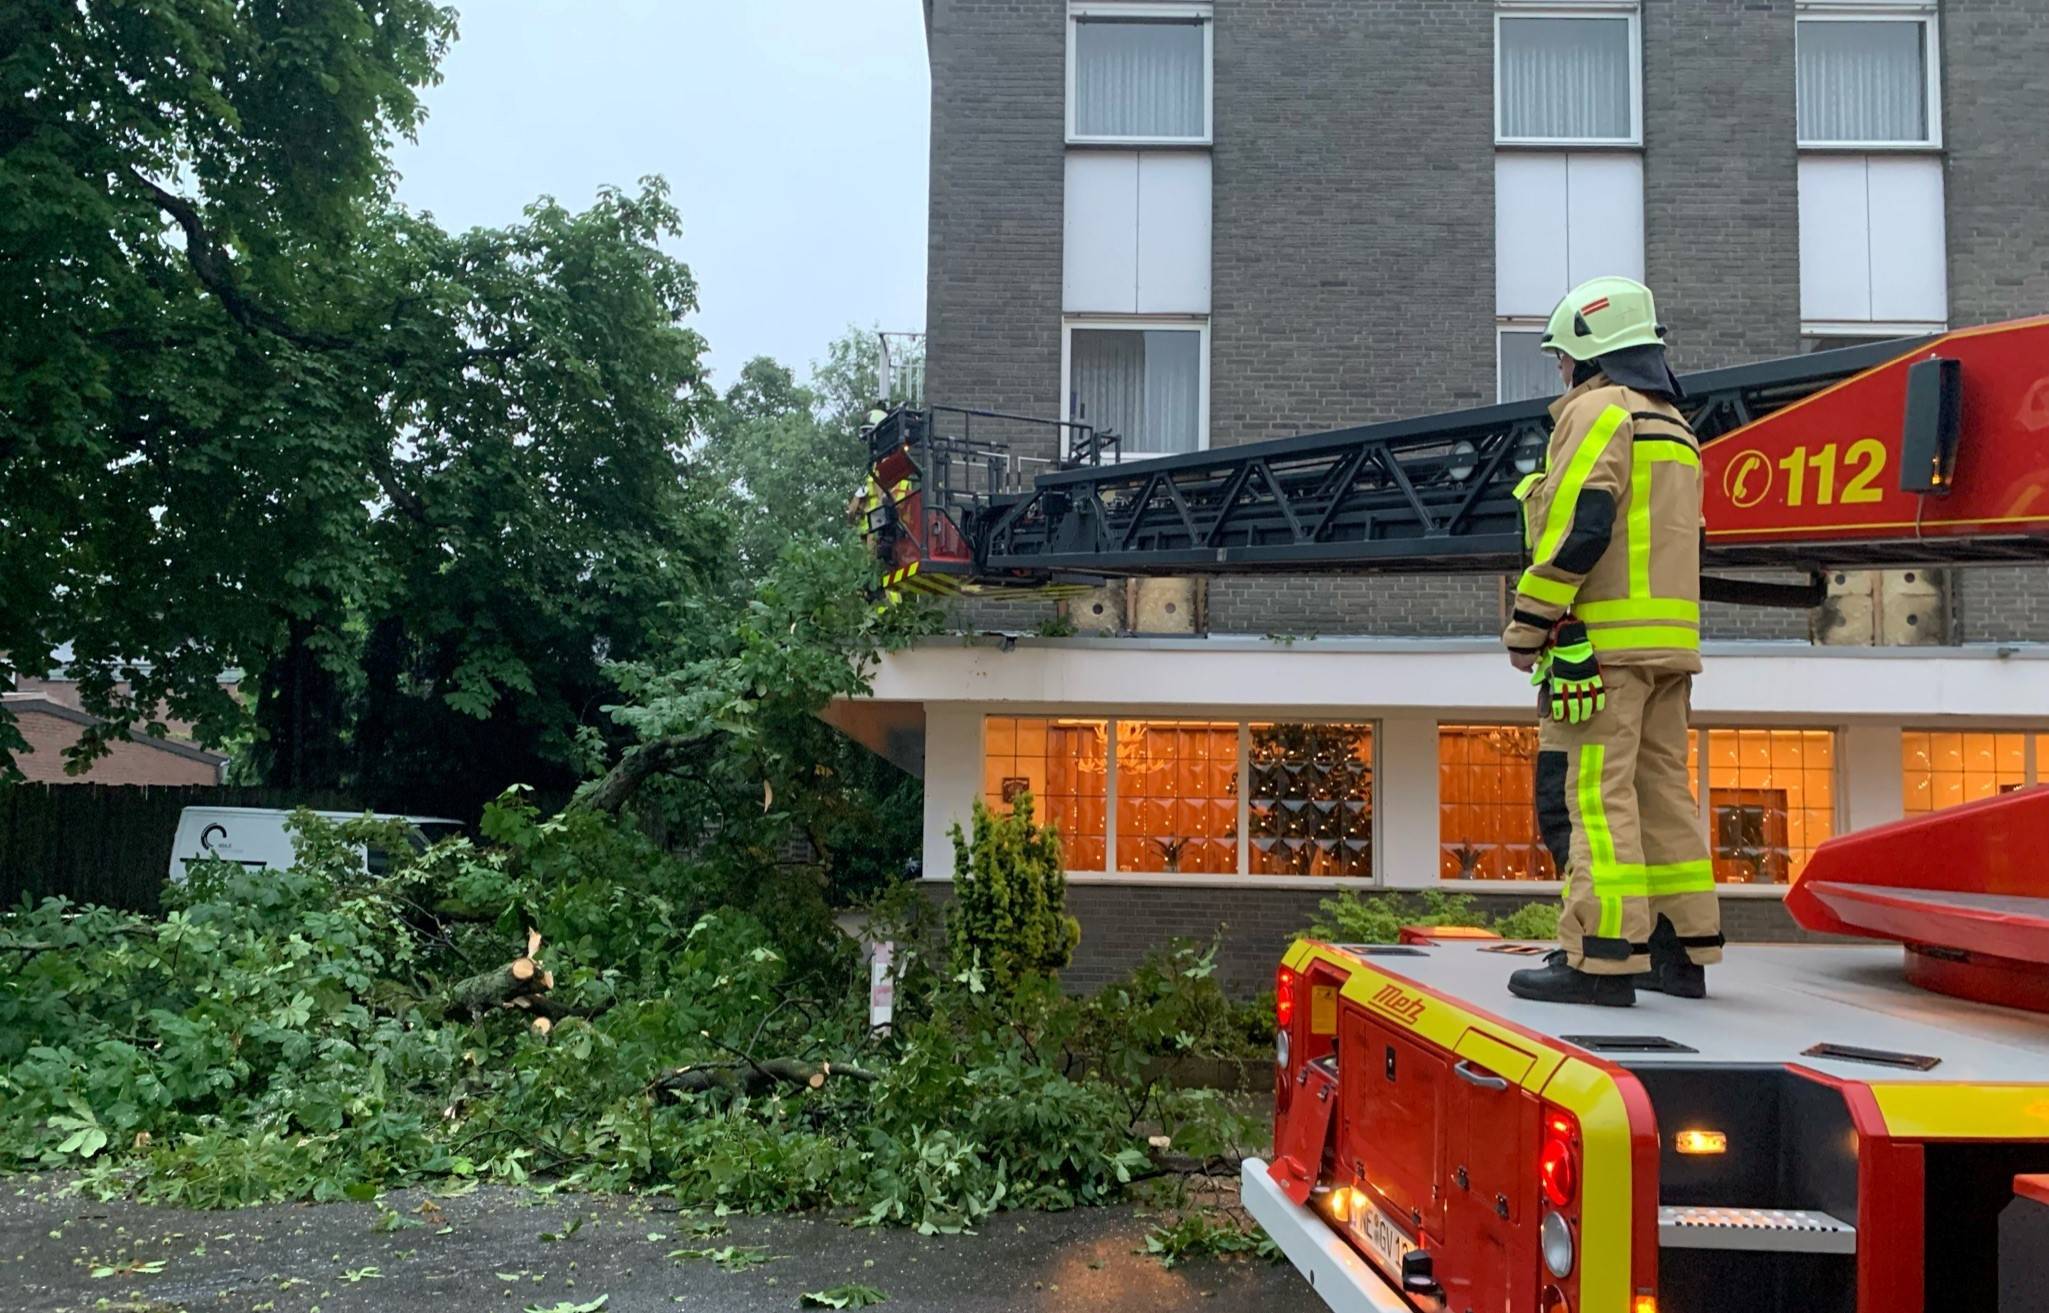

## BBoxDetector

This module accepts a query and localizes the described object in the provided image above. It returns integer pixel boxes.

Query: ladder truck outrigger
[856,318,2049,1313]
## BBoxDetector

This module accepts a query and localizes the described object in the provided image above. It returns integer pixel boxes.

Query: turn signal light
[1276,965,1298,1029]
[1633,1296,1659,1313]
[1675,1129,1727,1156]
[1540,1114,1578,1208]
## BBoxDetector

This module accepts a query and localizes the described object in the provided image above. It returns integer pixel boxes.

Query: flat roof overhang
[843,634,2049,723]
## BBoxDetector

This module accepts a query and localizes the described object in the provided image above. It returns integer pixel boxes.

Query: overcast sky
[392,1,931,390]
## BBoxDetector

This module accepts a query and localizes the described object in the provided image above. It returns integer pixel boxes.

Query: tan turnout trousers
[1538,665,1723,974]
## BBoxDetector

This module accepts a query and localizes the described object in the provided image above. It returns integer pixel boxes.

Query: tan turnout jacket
[1501,374,1703,672]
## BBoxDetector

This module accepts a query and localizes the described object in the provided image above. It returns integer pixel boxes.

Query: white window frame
[1066,2,1215,147]
[1493,3,1644,148]
[1794,6,1943,150]
[1495,319,1554,404]
[1059,316,1211,463]
[1801,318,1946,339]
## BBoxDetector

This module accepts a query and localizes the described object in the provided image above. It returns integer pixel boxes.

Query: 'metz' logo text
[1370,983,1426,1026]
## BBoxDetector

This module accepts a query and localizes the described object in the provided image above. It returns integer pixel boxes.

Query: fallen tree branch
[574,733,706,815]
[652,1058,879,1101]
[445,929,555,1020]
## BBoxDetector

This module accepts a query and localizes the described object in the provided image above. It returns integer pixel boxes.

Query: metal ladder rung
[1658,1205,1857,1254]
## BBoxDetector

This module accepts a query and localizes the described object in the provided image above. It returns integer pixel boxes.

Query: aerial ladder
[859,317,2049,1313]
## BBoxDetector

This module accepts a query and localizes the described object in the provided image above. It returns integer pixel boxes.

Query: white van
[168,807,463,882]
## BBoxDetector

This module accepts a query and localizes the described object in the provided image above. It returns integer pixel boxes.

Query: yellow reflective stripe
[1587,624,1702,652]
[1579,741,1651,904]
[1644,860,1715,895]
[1575,597,1700,623]
[1628,450,1652,600]
[1532,405,1629,567]
[1517,570,1579,608]
[1635,438,1699,466]
[1578,742,1611,869]
[1515,471,1545,551]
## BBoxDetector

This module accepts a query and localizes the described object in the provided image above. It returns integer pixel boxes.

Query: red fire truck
[858,318,2049,1312]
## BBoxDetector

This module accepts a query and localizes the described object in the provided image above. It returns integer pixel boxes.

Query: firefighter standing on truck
[1501,275,1725,1007]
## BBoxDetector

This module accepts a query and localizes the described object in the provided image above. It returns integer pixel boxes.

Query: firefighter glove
[1542,620,1605,725]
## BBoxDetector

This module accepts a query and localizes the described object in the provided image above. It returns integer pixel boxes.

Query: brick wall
[1643,0,1802,372]
[923,881,1825,997]
[924,0,1066,465]
[11,707,220,786]
[1208,575,1503,638]
[1202,0,1499,639]
[1941,3,2049,645]
[1955,568,2049,644]
[1942,0,2049,329]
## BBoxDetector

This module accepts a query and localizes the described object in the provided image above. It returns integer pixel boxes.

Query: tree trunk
[653,1058,878,1101]
[575,733,699,815]
[446,947,542,1019]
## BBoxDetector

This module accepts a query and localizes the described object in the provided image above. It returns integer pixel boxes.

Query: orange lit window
[983,716,1107,871]
[1248,723,1373,878]
[1699,728,1836,884]
[1115,721,1240,874]
[1438,725,1553,880]
[1901,730,2042,815]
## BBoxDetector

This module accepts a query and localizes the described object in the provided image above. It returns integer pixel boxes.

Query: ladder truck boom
[861,316,2049,597]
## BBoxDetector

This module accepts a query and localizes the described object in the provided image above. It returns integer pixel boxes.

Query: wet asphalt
[0,1177,1309,1312]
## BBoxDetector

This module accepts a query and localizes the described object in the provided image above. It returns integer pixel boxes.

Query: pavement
[1,1177,1309,1313]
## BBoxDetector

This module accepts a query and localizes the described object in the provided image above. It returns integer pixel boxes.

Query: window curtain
[1498,17,1632,140]
[1074,19,1205,138]
[1798,20,1926,142]
[1070,328,1201,455]
[1498,329,1557,404]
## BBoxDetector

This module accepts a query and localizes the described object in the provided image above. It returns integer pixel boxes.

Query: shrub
[945,794,1079,996]
[1301,888,1560,944]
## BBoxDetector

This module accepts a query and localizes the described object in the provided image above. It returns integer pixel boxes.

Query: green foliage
[1302,889,1562,944]
[1,810,1259,1236]
[802,1285,888,1309]
[1490,900,1563,941]
[1143,1208,1280,1268]
[0,0,722,805]
[947,796,1081,997]
[669,1244,773,1271]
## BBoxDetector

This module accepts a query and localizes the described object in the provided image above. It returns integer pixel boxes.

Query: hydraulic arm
[862,317,2049,596]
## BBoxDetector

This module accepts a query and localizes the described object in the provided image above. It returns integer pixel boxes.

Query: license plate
[1351,1200,1418,1280]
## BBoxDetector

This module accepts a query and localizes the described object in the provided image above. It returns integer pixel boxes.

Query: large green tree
[602,333,931,899]
[1,2,721,810]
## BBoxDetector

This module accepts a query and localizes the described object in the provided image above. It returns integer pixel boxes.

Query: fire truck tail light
[1632,1296,1658,1313]
[1276,965,1298,1029]
[1675,1129,1727,1155]
[1539,1113,1578,1208]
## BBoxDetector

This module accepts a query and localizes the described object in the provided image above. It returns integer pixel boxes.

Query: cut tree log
[445,929,552,1020]
[653,1058,880,1101]
[448,961,544,1018]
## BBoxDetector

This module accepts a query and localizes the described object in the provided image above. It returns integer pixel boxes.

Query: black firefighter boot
[1507,950,1636,1007]
[1641,915,1708,999]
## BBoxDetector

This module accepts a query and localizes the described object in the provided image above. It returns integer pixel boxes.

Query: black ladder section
[881,337,1925,581]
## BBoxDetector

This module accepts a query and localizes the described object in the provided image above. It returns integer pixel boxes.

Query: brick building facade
[875,0,2049,989]
[4,694,226,786]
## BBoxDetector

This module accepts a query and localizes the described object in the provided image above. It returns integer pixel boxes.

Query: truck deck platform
[1339,939,2049,1085]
